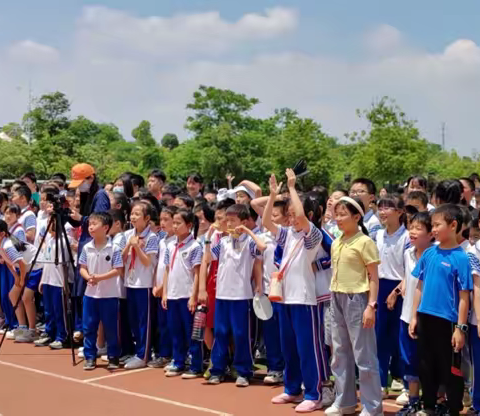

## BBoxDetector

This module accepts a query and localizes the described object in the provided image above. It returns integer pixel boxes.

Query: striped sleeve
[188,245,203,268]
[24,214,37,231]
[369,225,382,242]
[5,246,22,263]
[468,252,480,276]
[144,234,159,255]
[249,239,261,258]
[304,223,323,251]
[275,226,288,249]
[117,234,127,251]
[14,229,27,243]
[211,241,221,261]
[164,247,170,266]
[404,235,411,251]
[112,246,123,268]
[78,247,88,266]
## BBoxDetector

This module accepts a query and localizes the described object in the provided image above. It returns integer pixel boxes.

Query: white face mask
[78,181,91,192]
[113,186,124,193]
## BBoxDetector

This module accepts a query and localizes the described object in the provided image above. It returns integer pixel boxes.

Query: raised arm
[262,174,281,235]
[285,169,309,233]
[238,180,262,199]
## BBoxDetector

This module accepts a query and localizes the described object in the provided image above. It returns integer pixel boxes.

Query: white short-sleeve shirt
[377,225,410,281]
[18,207,36,232]
[211,233,261,300]
[156,234,175,287]
[275,222,323,305]
[401,246,421,324]
[124,227,159,289]
[111,232,127,298]
[364,210,382,241]
[259,231,278,295]
[40,234,74,287]
[164,234,203,300]
[78,238,123,299]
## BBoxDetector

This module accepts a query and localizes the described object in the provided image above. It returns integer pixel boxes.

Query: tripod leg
[56,213,76,366]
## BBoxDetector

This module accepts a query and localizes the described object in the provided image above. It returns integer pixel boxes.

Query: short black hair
[51,173,67,183]
[460,177,475,192]
[5,203,22,216]
[149,169,166,183]
[204,187,218,196]
[12,179,28,189]
[21,172,37,183]
[130,173,145,189]
[432,204,463,233]
[162,184,182,198]
[175,193,194,210]
[351,178,376,195]
[433,180,462,205]
[193,202,215,223]
[470,173,480,183]
[108,209,126,227]
[407,175,428,191]
[41,184,60,196]
[307,190,327,217]
[226,204,250,221]
[406,191,428,208]
[249,205,258,222]
[14,185,32,202]
[410,211,432,233]
[216,198,235,211]
[187,173,203,184]
[89,212,113,231]
[273,200,288,216]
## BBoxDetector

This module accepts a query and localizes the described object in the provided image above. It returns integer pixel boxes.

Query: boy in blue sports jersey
[409,204,473,416]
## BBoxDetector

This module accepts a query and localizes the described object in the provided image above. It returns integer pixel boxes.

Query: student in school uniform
[79,212,124,370]
[11,186,37,244]
[263,171,326,413]
[205,204,263,387]
[349,178,382,240]
[122,201,159,370]
[162,209,204,378]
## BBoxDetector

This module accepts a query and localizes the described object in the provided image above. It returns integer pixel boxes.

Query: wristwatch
[394,287,402,295]
[455,324,468,333]
[367,301,378,310]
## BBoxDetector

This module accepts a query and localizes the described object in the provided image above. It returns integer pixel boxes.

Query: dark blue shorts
[400,319,419,381]
[25,269,43,292]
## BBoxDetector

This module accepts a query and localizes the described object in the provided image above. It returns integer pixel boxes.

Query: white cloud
[0,8,479,156]
[7,40,60,64]
[364,24,403,54]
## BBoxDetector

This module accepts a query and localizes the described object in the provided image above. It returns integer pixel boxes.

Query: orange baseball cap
[69,163,95,188]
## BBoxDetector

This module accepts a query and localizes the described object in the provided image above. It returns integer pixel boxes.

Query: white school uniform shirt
[156,234,175,287]
[124,226,159,289]
[35,210,49,244]
[18,206,36,233]
[401,246,423,324]
[112,232,127,299]
[258,231,278,295]
[275,222,323,305]
[211,233,261,300]
[313,229,334,304]
[164,234,203,300]
[9,222,26,243]
[1,237,23,267]
[364,210,382,241]
[466,242,480,325]
[78,238,123,299]
[40,234,74,288]
[377,225,410,281]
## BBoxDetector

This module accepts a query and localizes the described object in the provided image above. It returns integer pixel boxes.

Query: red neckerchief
[128,227,150,271]
[170,234,193,269]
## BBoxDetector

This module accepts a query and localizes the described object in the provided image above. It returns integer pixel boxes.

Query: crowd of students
[1,165,480,416]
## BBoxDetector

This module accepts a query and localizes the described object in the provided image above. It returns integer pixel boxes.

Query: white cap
[233,185,255,200]
[217,188,236,202]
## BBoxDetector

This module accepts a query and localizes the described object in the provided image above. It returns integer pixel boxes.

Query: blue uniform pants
[119,298,134,357]
[278,303,323,401]
[211,299,253,378]
[263,302,284,372]
[43,284,67,342]
[154,297,172,359]
[82,296,120,360]
[167,298,202,372]
[126,288,151,361]
[0,264,17,329]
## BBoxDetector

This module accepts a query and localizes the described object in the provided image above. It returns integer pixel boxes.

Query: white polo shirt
[79,238,123,299]
[401,246,421,324]
[1,237,23,266]
[258,231,278,295]
[111,232,127,299]
[156,234,175,287]
[314,229,334,304]
[18,207,36,232]
[164,234,203,299]
[124,227,159,289]
[40,235,74,287]
[211,233,261,300]
[364,210,382,241]
[377,225,410,281]
[275,222,323,305]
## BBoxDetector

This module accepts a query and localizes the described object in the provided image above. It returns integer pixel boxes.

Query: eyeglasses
[377,207,396,213]
[349,190,367,196]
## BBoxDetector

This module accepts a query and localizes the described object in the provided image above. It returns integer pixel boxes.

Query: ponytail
[0,220,26,252]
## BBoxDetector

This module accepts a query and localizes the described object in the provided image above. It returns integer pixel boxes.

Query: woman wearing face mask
[113,173,135,199]
[67,163,111,343]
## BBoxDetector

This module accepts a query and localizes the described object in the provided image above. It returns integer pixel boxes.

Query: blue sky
[1,1,480,154]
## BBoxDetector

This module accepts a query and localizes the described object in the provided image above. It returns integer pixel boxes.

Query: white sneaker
[164,360,176,372]
[325,404,356,416]
[396,390,409,406]
[78,350,85,358]
[6,330,16,340]
[390,379,404,392]
[101,355,109,363]
[124,356,146,370]
[321,385,335,408]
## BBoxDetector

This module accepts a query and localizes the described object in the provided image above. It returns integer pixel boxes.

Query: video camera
[46,193,71,216]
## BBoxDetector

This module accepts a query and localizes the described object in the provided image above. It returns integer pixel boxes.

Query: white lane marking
[83,367,151,383]
[0,360,232,416]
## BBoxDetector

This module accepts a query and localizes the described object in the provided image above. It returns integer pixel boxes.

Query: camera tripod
[0,208,77,366]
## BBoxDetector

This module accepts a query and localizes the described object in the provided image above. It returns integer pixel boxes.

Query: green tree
[161,133,179,150]
[132,120,156,147]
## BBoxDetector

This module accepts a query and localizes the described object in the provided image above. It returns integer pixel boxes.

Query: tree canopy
[1,87,478,190]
